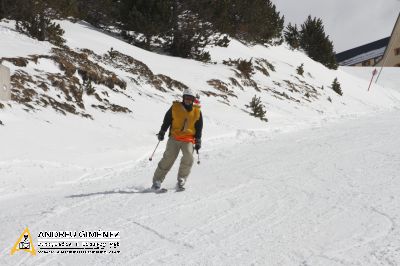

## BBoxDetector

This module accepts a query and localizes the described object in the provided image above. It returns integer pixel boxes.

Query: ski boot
[151,181,161,190]
[151,181,167,193]
[176,178,186,192]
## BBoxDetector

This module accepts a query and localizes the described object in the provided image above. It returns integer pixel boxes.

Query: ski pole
[196,149,200,165]
[149,141,161,161]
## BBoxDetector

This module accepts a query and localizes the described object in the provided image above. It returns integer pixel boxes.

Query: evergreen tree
[168,9,213,61]
[49,0,80,19]
[0,0,20,20]
[83,0,116,27]
[189,0,284,44]
[14,0,65,46]
[300,16,338,69]
[284,23,300,49]
[296,63,304,76]
[62,0,80,18]
[120,0,173,48]
[237,59,254,79]
[245,95,268,122]
[119,0,212,59]
[0,0,5,19]
[2,0,288,60]
[331,78,342,96]
[245,0,284,43]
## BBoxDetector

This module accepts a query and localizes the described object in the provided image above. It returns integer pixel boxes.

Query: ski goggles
[183,95,195,101]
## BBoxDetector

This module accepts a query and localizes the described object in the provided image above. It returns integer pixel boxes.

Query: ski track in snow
[1,111,400,265]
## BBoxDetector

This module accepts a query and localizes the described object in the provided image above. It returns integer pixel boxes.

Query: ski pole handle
[149,141,161,161]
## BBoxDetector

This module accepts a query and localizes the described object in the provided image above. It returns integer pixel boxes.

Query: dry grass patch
[1,57,29,67]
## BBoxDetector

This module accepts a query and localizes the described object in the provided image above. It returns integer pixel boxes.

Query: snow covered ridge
[1,19,400,123]
[1,46,189,119]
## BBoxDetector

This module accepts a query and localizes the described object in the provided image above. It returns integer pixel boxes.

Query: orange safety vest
[171,101,201,143]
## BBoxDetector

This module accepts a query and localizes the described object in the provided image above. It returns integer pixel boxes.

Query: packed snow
[1,19,400,265]
[342,66,400,93]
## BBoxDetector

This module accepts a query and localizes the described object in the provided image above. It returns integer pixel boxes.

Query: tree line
[0,0,337,68]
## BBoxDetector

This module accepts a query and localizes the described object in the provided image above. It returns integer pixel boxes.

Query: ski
[140,187,168,193]
[155,188,168,193]
[176,187,185,192]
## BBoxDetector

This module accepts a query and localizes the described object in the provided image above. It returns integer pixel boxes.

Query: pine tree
[245,95,268,122]
[300,16,338,69]
[0,0,19,19]
[77,0,116,27]
[15,0,65,46]
[0,0,5,19]
[284,23,300,49]
[331,78,343,96]
[246,0,284,43]
[63,0,80,18]
[189,0,284,44]
[50,0,80,19]
[120,0,173,49]
[237,59,254,79]
[296,63,304,76]
[168,10,213,61]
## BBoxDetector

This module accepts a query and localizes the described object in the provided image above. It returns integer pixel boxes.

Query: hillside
[342,66,400,92]
[1,19,400,165]
[1,19,400,265]
[1,20,399,121]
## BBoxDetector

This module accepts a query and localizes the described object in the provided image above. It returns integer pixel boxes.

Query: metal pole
[149,141,161,161]
[196,149,200,165]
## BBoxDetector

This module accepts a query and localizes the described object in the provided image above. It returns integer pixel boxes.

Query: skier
[151,88,203,191]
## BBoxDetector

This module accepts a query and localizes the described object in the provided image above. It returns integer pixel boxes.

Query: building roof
[335,37,390,64]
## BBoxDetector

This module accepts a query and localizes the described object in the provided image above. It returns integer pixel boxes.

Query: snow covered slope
[341,66,400,92]
[1,19,399,166]
[2,109,400,265]
[1,19,400,265]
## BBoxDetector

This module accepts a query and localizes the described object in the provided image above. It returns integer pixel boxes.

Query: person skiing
[151,88,203,191]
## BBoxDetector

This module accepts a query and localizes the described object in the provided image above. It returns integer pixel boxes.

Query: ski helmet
[183,88,196,98]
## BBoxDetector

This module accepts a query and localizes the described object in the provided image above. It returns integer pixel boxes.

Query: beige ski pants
[152,137,194,184]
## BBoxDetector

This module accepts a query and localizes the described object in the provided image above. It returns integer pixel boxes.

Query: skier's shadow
[66,187,154,198]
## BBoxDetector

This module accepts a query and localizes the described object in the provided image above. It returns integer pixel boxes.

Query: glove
[157,130,165,141]
[195,138,201,151]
